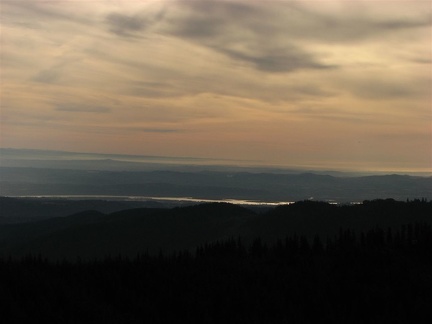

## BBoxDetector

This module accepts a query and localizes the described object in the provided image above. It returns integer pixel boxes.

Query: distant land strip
[4,195,301,206]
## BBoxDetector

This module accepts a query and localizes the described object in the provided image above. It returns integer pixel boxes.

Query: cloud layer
[1,0,431,172]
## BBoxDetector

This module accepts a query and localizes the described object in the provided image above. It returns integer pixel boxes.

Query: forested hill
[1,200,432,323]
[0,199,431,260]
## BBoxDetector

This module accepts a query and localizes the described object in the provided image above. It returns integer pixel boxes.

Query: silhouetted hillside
[1,199,431,260]
[0,196,165,224]
[0,203,257,259]
[244,199,432,242]
[1,221,431,323]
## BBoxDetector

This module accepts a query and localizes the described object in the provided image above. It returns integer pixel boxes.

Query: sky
[1,0,431,172]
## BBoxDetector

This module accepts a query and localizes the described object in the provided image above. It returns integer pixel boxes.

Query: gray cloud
[218,47,333,73]
[106,13,148,36]
[168,0,259,39]
[411,58,432,64]
[56,104,111,113]
[87,125,183,134]
[281,1,431,42]
[32,69,62,83]
[373,18,431,30]
[135,128,181,134]
[162,0,430,73]
[163,2,332,73]
[99,1,430,75]
[348,79,430,100]
[31,57,83,84]
[105,8,166,37]
[2,0,92,27]
[126,81,183,98]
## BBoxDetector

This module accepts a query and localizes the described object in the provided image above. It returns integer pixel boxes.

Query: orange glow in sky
[1,0,431,172]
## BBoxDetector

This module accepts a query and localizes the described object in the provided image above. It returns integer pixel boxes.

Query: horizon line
[1,147,431,176]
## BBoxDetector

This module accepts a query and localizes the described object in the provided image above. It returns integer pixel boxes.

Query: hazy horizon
[1,147,431,176]
[1,0,431,173]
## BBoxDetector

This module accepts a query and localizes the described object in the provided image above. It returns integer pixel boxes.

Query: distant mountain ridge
[2,147,430,176]
[1,148,431,204]
[0,148,260,172]
[1,167,431,202]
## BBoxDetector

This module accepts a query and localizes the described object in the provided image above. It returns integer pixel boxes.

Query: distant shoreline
[4,195,295,206]
[4,195,363,206]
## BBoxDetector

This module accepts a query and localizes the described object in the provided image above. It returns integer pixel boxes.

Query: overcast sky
[1,0,431,172]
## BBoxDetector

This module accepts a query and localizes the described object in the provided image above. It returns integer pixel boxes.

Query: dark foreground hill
[0,203,255,259]
[0,196,166,224]
[0,199,431,260]
[1,220,432,323]
[1,199,432,323]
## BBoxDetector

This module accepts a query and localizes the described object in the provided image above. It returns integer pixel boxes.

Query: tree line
[1,220,431,323]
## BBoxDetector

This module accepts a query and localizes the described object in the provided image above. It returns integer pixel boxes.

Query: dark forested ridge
[0,198,431,260]
[0,196,168,224]
[1,199,432,323]
[1,221,432,323]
